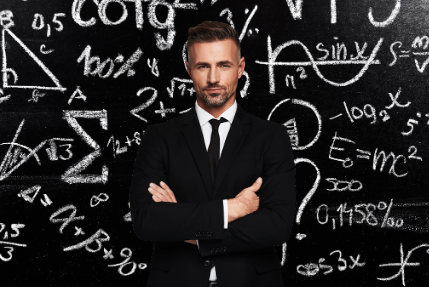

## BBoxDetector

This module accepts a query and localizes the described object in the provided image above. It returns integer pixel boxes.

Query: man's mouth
[206,89,222,93]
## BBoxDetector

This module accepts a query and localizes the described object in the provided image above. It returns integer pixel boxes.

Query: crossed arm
[130,124,296,257]
[147,178,262,247]
[147,181,211,246]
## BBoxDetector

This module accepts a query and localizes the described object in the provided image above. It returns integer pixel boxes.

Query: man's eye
[198,66,206,69]
[222,65,230,68]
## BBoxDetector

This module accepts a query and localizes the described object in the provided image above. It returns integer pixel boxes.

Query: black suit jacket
[130,104,296,287]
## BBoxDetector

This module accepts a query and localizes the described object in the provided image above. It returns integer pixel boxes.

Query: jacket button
[204,260,210,267]
[210,248,215,253]
[223,246,227,251]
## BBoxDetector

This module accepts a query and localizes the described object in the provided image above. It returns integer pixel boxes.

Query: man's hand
[227,177,262,223]
[147,181,197,246]
[147,178,261,243]
[148,181,177,203]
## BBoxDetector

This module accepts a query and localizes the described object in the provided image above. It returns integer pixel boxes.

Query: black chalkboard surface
[1,0,428,286]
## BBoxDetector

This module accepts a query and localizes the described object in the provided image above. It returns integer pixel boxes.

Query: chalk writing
[377,243,429,286]
[317,199,404,229]
[297,250,365,276]
[62,110,108,184]
[0,120,47,181]
[0,223,26,262]
[77,45,143,78]
[256,37,382,93]
[329,132,422,176]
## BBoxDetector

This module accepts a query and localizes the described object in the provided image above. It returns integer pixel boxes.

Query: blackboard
[1,0,428,286]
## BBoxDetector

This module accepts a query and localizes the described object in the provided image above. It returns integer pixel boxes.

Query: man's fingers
[251,177,263,191]
[160,181,177,203]
[148,183,173,202]
[235,177,263,198]
[184,239,197,245]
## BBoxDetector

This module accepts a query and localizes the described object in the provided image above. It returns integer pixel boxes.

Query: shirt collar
[194,99,237,127]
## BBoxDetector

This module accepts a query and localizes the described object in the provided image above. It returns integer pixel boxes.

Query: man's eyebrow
[195,60,234,66]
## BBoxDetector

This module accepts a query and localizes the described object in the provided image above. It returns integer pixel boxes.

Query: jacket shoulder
[144,111,189,135]
[244,109,283,134]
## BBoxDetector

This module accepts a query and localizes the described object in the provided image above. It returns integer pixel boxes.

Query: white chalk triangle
[2,28,66,91]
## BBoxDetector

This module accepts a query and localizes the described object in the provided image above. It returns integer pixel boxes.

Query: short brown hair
[187,21,241,63]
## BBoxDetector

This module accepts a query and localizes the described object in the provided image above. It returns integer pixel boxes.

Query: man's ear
[185,61,191,78]
[238,57,245,78]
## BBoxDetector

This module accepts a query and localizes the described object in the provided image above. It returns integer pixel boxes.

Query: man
[130,21,295,287]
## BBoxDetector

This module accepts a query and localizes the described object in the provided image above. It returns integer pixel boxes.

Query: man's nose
[207,68,219,84]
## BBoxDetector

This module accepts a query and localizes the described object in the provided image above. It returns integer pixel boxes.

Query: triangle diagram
[2,28,66,91]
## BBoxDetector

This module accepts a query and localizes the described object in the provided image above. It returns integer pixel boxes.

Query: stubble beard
[199,88,235,107]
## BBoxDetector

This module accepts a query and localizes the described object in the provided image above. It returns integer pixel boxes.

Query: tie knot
[209,117,228,131]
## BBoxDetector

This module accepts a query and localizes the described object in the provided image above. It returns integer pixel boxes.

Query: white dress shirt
[194,98,237,281]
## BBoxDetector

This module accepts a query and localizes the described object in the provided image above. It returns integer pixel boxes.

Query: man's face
[186,39,245,110]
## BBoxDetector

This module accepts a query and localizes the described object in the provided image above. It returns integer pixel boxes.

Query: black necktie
[207,117,228,186]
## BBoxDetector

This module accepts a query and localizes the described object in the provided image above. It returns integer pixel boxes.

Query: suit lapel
[181,107,213,199]
[181,104,251,200]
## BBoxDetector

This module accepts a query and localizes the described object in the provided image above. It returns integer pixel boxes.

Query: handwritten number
[0,246,14,262]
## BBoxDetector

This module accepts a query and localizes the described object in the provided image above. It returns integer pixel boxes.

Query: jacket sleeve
[196,199,229,248]
[197,125,296,257]
[129,124,225,242]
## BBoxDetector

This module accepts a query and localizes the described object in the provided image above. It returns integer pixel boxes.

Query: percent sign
[77,46,143,78]
[378,199,404,228]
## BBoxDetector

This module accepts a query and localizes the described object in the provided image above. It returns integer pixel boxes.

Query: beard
[198,87,234,107]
